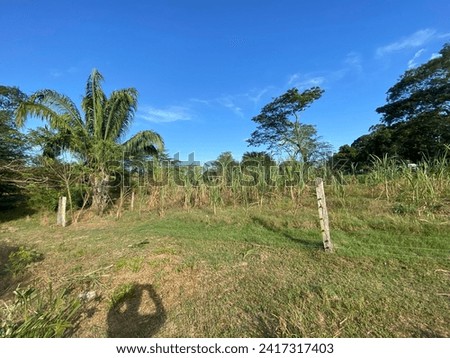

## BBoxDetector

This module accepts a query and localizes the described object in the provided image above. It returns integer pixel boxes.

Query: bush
[2,246,43,276]
[25,184,60,212]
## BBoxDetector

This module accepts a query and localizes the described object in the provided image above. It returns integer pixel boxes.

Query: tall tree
[213,151,239,185]
[16,69,164,213]
[241,151,276,185]
[375,42,450,160]
[247,87,331,163]
[334,42,450,167]
[0,86,28,209]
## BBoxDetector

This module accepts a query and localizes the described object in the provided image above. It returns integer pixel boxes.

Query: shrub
[2,246,43,276]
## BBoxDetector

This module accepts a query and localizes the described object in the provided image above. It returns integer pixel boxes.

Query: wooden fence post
[315,178,333,252]
[130,190,135,211]
[57,196,67,227]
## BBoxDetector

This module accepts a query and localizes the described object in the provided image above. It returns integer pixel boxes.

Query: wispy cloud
[50,69,63,78]
[189,98,211,106]
[187,50,364,120]
[430,52,442,60]
[217,96,244,117]
[245,86,273,106]
[49,66,78,78]
[407,48,426,69]
[286,51,365,90]
[344,52,363,74]
[376,29,437,57]
[190,91,263,117]
[137,105,192,123]
[438,32,450,39]
[287,74,326,89]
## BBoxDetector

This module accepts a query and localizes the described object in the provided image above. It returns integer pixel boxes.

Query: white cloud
[287,73,326,89]
[376,29,437,57]
[344,52,363,73]
[287,73,300,86]
[50,69,63,78]
[407,48,426,69]
[430,52,442,60]
[217,96,244,117]
[189,98,211,106]
[190,93,251,117]
[285,52,364,94]
[49,66,79,78]
[137,105,191,123]
[245,86,274,106]
[438,32,450,39]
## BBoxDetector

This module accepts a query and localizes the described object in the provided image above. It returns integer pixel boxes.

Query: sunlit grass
[2,155,450,337]
[1,178,449,337]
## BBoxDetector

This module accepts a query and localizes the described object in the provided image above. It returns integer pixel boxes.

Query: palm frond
[15,90,83,130]
[122,130,164,156]
[15,100,58,128]
[82,69,106,139]
[103,88,138,142]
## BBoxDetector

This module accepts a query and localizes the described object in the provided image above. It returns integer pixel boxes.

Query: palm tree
[16,69,164,213]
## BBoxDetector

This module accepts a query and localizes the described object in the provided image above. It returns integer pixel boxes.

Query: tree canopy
[376,43,450,126]
[0,86,28,207]
[16,70,164,167]
[247,87,331,163]
[15,69,165,213]
[334,42,450,167]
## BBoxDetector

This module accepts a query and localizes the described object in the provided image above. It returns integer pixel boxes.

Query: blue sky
[2,0,449,164]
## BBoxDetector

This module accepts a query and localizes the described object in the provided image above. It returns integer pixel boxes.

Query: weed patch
[0,285,81,338]
[109,283,136,310]
[2,246,43,276]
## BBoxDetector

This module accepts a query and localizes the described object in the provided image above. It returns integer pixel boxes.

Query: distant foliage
[247,87,332,163]
[25,183,60,212]
[333,42,450,167]
[0,86,28,209]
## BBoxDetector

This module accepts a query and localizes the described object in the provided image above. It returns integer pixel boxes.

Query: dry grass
[1,184,449,337]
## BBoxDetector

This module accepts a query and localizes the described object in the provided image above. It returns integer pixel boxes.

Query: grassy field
[1,183,449,337]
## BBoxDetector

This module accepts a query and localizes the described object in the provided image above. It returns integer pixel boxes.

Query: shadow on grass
[251,216,323,250]
[255,314,280,337]
[0,242,23,297]
[0,205,36,223]
[107,284,166,338]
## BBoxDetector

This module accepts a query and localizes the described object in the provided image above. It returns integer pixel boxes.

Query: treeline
[0,43,449,217]
[332,43,450,171]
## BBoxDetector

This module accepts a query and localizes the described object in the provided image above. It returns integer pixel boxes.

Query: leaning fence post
[57,196,67,227]
[315,178,333,252]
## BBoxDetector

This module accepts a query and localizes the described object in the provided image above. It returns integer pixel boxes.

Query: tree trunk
[91,172,110,215]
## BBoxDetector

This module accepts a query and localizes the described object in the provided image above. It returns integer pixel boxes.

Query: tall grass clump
[0,285,81,338]
[364,153,450,214]
[99,152,450,218]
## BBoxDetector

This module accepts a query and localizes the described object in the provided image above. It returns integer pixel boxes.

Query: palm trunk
[91,171,110,215]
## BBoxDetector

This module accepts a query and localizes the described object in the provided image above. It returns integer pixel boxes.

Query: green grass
[0,185,449,337]
[108,283,137,310]
[0,285,81,338]
[1,246,43,276]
